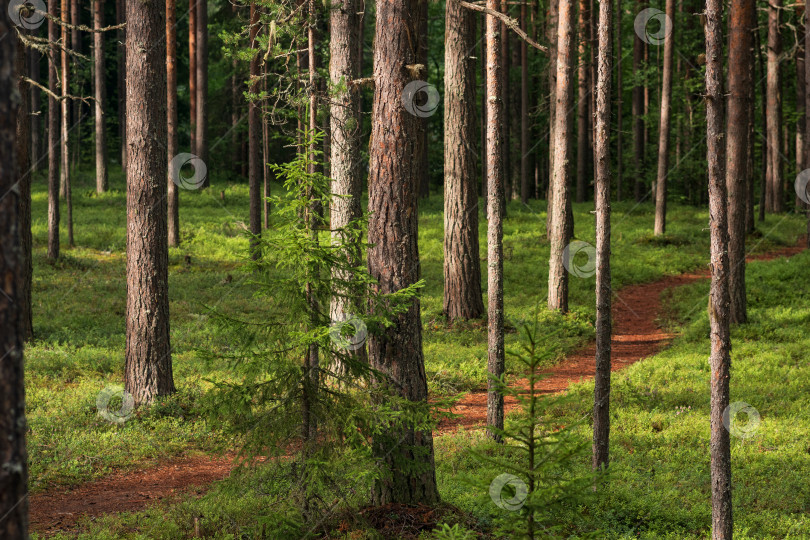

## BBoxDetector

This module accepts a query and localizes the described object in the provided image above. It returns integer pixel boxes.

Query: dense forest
[2,0,810,537]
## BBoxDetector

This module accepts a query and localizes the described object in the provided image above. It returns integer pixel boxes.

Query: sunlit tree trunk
[167,0,180,247]
[61,0,74,247]
[592,0,612,473]
[576,0,590,204]
[196,0,209,187]
[117,0,126,174]
[548,0,576,313]
[766,0,783,212]
[125,0,176,406]
[705,0,733,535]
[189,0,197,154]
[520,0,530,204]
[805,0,810,246]
[653,0,675,235]
[47,0,60,261]
[367,0,439,505]
[95,0,109,194]
[615,0,623,201]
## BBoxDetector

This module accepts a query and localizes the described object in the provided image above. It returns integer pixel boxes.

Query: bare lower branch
[22,77,96,106]
[454,0,548,53]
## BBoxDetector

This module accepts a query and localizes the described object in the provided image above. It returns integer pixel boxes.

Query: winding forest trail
[29,240,806,536]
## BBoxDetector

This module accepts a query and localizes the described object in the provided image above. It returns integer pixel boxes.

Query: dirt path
[29,240,806,536]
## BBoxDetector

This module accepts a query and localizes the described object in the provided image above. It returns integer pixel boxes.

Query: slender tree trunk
[0,11,28,535]
[196,0,209,187]
[15,24,33,342]
[125,0,176,406]
[757,26,767,223]
[548,0,576,313]
[547,0,559,210]
[805,1,810,246]
[189,0,197,154]
[705,0,733,535]
[632,0,645,202]
[263,39,271,228]
[615,0,623,202]
[117,0,126,173]
[248,3,261,260]
[653,0,675,235]
[725,0,753,324]
[70,0,80,173]
[485,0,505,441]
[481,20,488,212]
[47,0,60,261]
[444,0,484,322]
[576,0,590,204]
[592,0,612,473]
[29,48,40,173]
[167,0,180,247]
[232,3,241,176]
[95,0,108,194]
[367,0,439,505]
[520,0,530,204]
[61,0,73,247]
[329,0,365,373]
[766,0,783,213]
[798,10,805,212]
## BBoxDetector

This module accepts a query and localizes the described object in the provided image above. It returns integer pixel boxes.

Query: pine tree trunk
[726,0,753,324]
[653,0,675,236]
[757,26,767,223]
[576,0,590,204]
[367,0,438,505]
[167,0,180,247]
[417,0,430,199]
[248,3,261,260]
[196,0,209,187]
[500,0,511,203]
[547,0,559,209]
[61,0,74,247]
[766,0,783,213]
[29,48,40,173]
[485,0,505,441]
[705,0,734,535]
[125,0,176,406]
[14,23,33,343]
[47,0,60,261]
[232,3,241,176]
[805,1,810,246]
[520,1,530,204]
[95,0,109,194]
[189,0,197,155]
[117,0,126,173]
[592,0,612,473]
[444,0,484,322]
[481,20,487,211]
[70,0,81,172]
[548,0,576,313]
[632,0,645,202]
[0,11,28,534]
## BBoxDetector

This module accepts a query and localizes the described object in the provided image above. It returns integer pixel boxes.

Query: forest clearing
[3,0,810,538]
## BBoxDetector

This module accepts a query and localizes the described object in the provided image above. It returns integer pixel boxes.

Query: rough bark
[632,0,645,202]
[117,0,126,173]
[0,10,28,535]
[757,26,767,223]
[444,0,485,322]
[95,0,108,194]
[167,0,179,247]
[484,0,505,441]
[725,0,753,324]
[189,0,197,154]
[196,0,209,187]
[248,3,261,260]
[592,0,612,473]
[576,0,590,204]
[705,0,733,535]
[548,0,576,313]
[125,0,176,406]
[367,0,439,505]
[47,0,60,261]
[61,0,73,247]
[547,0,559,208]
[766,0,783,212]
[653,0,675,235]
[615,0,623,201]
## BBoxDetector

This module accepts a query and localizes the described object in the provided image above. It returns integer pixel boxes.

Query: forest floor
[29,238,807,537]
